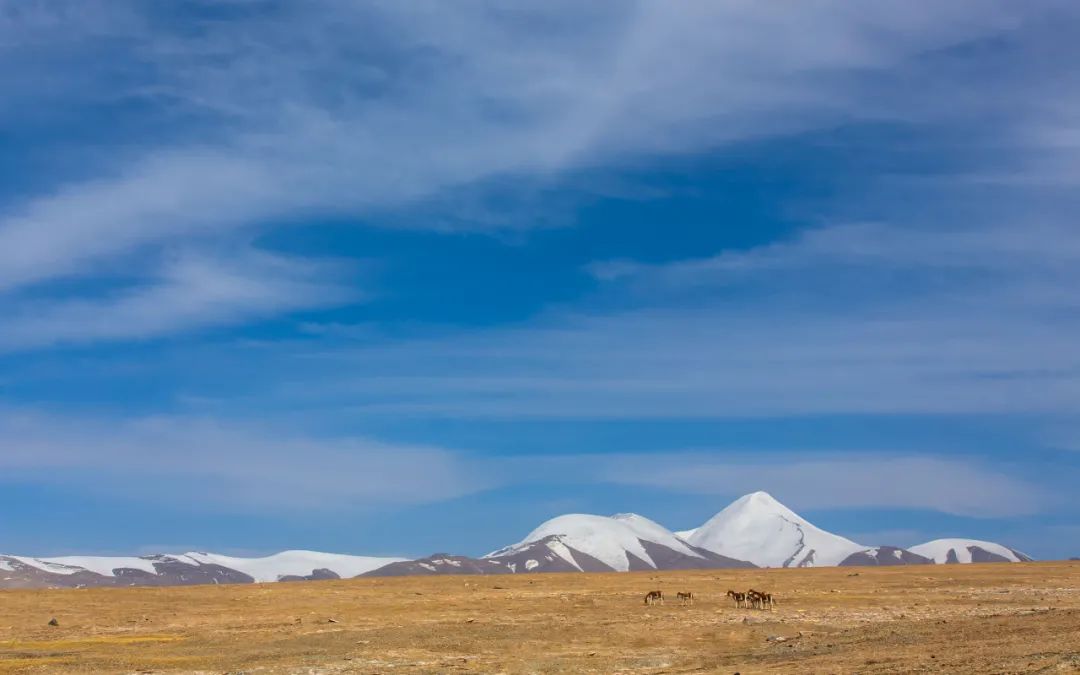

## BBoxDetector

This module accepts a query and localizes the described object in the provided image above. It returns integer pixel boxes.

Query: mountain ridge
[1,492,1033,588]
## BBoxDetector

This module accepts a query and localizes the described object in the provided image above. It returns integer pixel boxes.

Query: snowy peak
[486,513,698,572]
[712,491,814,529]
[484,512,751,573]
[687,491,865,568]
[609,512,705,558]
[684,492,1033,568]
[727,490,794,515]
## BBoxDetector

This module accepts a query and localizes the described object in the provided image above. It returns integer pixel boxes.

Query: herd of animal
[643,588,775,609]
[726,588,774,610]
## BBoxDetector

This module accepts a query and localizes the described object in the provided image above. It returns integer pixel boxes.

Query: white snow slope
[487,512,702,572]
[5,551,405,582]
[179,550,406,582]
[687,491,865,568]
[9,555,159,577]
[909,539,1030,564]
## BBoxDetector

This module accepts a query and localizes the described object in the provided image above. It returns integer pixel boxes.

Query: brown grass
[1,561,1078,673]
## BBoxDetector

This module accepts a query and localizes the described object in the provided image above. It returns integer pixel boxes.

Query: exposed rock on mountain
[839,546,933,566]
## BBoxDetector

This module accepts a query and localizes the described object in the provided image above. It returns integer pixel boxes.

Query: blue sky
[1,1,1078,560]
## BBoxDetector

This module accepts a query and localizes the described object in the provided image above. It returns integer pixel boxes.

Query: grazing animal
[747,589,763,609]
[727,590,747,608]
[644,590,664,605]
[676,591,694,605]
[747,589,774,610]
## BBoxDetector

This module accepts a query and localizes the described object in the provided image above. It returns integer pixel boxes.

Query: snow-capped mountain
[178,551,407,582]
[0,551,404,588]
[1,492,1036,588]
[909,539,1033,564]
[485,512,753,572]
[681,492,1032,568]
[686,491,866,567]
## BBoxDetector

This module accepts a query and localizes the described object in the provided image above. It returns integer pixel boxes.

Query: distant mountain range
[0,491,1033,589]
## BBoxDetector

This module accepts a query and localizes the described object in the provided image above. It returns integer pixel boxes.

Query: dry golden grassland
[1,562,1078,673]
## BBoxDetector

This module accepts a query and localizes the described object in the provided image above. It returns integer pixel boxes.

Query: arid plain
[1,562,1078,674]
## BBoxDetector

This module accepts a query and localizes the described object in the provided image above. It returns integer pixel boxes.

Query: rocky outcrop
[839,546,933,566]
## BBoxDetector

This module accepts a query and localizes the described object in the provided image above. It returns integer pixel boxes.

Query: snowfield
[179,551,407,582]
[909,539,1032,564]
[5,551,405,583]
[10,555,159,577]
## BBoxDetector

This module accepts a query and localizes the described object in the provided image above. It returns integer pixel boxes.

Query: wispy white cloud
[0,407,1049,518]
[255,307,1080,420]
[0,0,1055,300]
[589,221,1080,285]
[0,249,356,350]
[0,408,487,511]
[0,152,277,293]
[235,199,1080,421]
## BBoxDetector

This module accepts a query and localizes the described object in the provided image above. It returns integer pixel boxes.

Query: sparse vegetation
[1,562,1077,673]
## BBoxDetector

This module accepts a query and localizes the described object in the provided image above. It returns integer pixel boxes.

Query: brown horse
[747,589,763,609]
[676,591,694,605]
[644,590,664,605]
[727,590,746,608]
[747,589,774,610]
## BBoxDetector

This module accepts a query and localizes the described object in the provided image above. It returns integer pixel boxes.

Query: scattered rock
[327,618,339,624]
[465,618,476,623]
[47,617,59,627]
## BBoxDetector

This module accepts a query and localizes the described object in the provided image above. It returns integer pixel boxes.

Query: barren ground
[1,562,1078,674]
